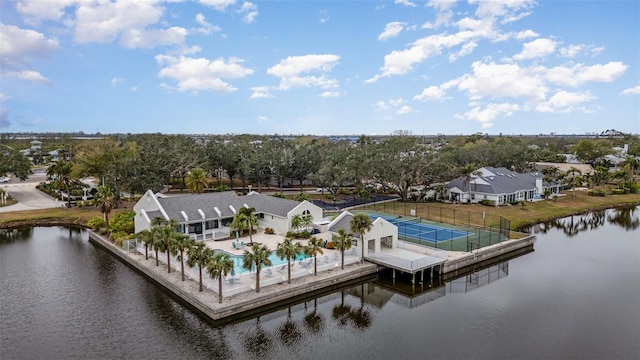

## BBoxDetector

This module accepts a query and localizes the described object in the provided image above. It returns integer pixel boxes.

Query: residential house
[446,166,562,205]
[133,190,323,240]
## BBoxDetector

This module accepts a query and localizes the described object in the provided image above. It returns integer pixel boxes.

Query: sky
[1,0,639,136]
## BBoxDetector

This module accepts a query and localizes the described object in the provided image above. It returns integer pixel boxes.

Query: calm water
[1,207,639,359]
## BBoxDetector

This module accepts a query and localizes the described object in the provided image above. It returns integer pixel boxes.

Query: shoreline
[2,199,639,231]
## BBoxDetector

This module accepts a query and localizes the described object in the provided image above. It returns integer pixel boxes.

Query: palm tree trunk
[248,224,254,244]
[155,249,159,266]
[287,259,291,284]
[256,266,261,293]
[360,232,365,263]
[180,250,185,281]
[218,277,223,303]
[144,245,148,260]
[313,255,317,275]
[341,249,344,270]
[199,266,203,292]
[167,248,171,273]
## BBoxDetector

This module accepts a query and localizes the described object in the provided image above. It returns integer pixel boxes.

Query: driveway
[0,181,58,213]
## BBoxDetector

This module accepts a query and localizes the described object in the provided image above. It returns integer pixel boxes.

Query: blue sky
[1,0,638,136]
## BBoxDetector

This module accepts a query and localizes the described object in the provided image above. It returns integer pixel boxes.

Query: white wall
[133,190,165,233]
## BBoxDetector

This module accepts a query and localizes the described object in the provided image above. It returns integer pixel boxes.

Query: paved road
[0,176,58,213]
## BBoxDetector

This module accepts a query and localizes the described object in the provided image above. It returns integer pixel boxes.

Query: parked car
[0,176,10,183]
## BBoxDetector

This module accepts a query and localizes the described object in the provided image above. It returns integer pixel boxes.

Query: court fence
[342,200,514,252]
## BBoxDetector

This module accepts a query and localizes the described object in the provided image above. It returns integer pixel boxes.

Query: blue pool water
[214,250,306,274]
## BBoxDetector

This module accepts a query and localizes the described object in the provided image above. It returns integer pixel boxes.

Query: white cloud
[414,85,450,101]
[545,61,627,87]
[620,85,640,95]
[395,0,417,7]
[257,115,269,123]
[267,54,340,91]
[514,29,538,39]
[535,90,595,113]
[374,101,389,111]
[16,0,76,24]
[238,2,259,24]
[62,1,187,49]
[199,0,237,12]
[156,55,254,93]
[250,86,273,99]
[473,0,535,19]
[194,13,221,35]
[462,102,520,128]
[378,22,407,41]
[4,70,52,85]
[513,38,558,60]
[457,61,548,101]
[111,77,124,87]
[448,41,477,61]
[559,44,583,58]
[321,91,342,98]
[0,24,59,69]
[397,105,413,115]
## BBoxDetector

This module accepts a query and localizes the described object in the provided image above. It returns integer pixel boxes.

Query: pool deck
[89,230,378,322]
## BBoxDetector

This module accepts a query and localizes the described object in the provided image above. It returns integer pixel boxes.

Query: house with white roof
[446,166,562,205]
[133,190,323,240]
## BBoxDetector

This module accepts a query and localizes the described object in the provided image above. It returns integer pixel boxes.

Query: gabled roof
[152,190,303,223]
[328,211,354,236]
[447,166,555,195]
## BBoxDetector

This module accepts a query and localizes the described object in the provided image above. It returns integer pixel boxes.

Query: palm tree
[302,213,314,232]
[332,228,353,270]
[242,243,272,293]
[94,185,117,228]
[230,211,248,240]
[146,223,165,267]
[350,213,372,264]
[291,214,303,233]
[185,167,209,194]
[304,236,324,276]
[567,167,582,198]
[136,229,153,260]
[47,160,76,208]
[158,219,179,273]
[172,233,193,281]
[206,252,235,303]
[187,241,213,292]
[276,237,303,284]
[238,206,258,244]
[620,157,638,181]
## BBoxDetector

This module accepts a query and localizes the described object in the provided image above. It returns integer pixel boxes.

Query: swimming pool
[214,250,307,274]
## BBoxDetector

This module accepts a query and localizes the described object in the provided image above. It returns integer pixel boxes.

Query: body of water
[1,207,638,359]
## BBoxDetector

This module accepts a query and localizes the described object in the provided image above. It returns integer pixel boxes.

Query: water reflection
[0,227,33,243]
[530,206,639,236]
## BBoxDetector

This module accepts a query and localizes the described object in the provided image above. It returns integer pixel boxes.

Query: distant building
[446,166,562,205]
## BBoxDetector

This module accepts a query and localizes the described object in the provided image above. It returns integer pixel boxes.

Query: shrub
[87,217,106,231]
[298,230,311,239]
[109,211,135,235]
[265,228,275,235]
[295,192,310,202]
[611,188,627,195]
[588,189,606,197]
[70,189,84,197]
[480,199,495,206]
[272,192,286,199]
[214,185,230,192]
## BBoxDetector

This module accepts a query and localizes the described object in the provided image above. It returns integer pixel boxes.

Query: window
[205,220,218,230]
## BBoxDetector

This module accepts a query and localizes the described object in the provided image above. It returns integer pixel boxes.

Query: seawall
[442,234,536,276]
[88,231,378,322]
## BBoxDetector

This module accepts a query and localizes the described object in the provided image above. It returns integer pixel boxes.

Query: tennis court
[370,214,469,243]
